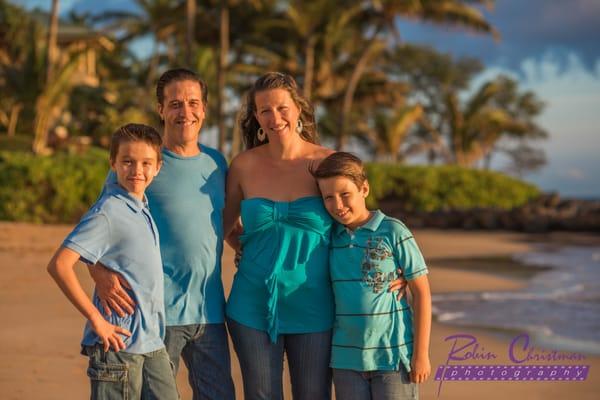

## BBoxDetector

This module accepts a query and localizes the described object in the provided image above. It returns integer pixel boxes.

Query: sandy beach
[0,222,598,399]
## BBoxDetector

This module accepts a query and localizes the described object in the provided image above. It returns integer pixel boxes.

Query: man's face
[157,80,205,144]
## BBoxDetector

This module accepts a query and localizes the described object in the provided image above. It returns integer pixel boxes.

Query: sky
[397,0,600,198]
[16,0,600,198]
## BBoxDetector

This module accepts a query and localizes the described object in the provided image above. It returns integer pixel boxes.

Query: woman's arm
[406,274,432,383]
[223,156,245,243]
[47,247,131,351]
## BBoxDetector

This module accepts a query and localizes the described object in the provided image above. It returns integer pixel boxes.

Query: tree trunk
[303,35,316,101]
[35,0,59,154]
[146,42,160,89]
[32,96,51,154]
[230,107,244,157]
[217,3,229,153]
[46,0,60,84]
[186,0,196,67]
[336,30,382,150]
[7,103,22,137]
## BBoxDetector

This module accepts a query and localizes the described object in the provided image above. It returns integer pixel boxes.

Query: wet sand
[0,222,598,399]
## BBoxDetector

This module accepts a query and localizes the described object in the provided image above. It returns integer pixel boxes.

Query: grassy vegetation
[366,163,540,211]
[0,149,109,223]
[0,150,541,223]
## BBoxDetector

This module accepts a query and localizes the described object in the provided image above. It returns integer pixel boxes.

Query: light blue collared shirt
[63,183,165,354]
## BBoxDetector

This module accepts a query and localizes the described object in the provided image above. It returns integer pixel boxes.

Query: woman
[223,72,334,399]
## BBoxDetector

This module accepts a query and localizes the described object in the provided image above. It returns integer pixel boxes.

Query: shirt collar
[334,209,385,236]
[105,182,148,213]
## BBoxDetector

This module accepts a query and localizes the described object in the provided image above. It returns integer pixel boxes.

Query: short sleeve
[393,226,428,280]
[201,144,228,174]
[62,212,111,265]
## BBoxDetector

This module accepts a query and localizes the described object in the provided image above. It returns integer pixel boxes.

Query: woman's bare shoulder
[230,146,265,168]
[306,143,335,160]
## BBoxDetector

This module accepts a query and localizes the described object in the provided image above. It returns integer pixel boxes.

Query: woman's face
[254,88,301,140]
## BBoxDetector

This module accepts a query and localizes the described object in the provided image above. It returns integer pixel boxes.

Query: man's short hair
[109,123,163,163]
[156,68,208,106]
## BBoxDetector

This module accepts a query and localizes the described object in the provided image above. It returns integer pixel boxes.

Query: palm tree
[185,0,196,67]
[335,0,499,150]
[448,75,547,167]
[204,0,271,155]
[387,44,483,163]
[32,54,86,154]
[362,104,424,162]
[216,1,230,152]
[0,0,41,138]
[45,0,60,84]
[94,0,184,87]
[32,0,60,154]
[281,0,361,101]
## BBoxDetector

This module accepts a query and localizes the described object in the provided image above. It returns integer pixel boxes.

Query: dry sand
[0,222,598,399]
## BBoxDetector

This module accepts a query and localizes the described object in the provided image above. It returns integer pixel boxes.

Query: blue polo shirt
[63,183,166,355]
[329,210,428,372]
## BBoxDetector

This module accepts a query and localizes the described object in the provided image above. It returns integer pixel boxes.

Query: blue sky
[398,0,600,198]
[16,0,600,197]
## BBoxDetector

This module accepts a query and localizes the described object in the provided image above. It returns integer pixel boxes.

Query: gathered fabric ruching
[226,196,334,342]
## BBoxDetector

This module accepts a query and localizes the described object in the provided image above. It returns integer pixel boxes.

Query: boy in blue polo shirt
[311,152,432,400]
[47,124,178,400]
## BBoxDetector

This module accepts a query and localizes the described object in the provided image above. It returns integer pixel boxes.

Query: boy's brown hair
[109,123,163,163]
[310,152,367,188]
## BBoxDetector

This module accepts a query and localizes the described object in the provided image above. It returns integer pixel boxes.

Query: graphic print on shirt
[361,237,398,293]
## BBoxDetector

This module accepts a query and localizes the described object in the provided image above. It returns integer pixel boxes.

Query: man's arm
[48,247,131,351]
[88,263,135,317]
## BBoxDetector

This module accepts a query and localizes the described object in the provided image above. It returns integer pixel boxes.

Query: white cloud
[562,168,586,181]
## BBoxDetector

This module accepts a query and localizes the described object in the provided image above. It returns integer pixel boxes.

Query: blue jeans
[333,368,417,400]
[83,344,178,400]
[164,323,235,400]
[227,318,332,400]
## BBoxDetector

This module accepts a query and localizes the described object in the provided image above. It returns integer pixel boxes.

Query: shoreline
[0,223,598,399]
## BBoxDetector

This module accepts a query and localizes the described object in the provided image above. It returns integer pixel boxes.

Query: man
[90,68,235,400]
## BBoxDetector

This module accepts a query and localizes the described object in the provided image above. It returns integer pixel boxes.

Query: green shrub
[0,135,33,152]
[365,164,540,211]
[0,149,109,223]
[0,152,541,223]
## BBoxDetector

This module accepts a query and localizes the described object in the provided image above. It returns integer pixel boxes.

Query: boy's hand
[90,315,132,352]
[89,263,135,317]
[409,354,431,384]
[388,269,407,300]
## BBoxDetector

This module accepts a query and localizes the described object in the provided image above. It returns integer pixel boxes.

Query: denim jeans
[83,344,178,400]
[227,317,332,400]
[333,368,418,400]
[164,323,235,400]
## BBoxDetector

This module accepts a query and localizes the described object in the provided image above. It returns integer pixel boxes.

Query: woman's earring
[296,119,303,134]
[257,127,266,142]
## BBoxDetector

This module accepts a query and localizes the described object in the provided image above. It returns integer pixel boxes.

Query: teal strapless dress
[226,196,334,342]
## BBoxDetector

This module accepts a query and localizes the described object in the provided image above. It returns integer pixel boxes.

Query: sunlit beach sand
[0,223,598,399]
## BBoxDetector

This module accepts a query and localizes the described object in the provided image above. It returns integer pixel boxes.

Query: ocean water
[432,245,600,355]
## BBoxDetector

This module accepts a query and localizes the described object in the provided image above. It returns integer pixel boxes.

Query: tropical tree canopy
[1,0,547,176]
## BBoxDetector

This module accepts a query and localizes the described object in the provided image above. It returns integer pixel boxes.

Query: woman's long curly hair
[239,72,319,149]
